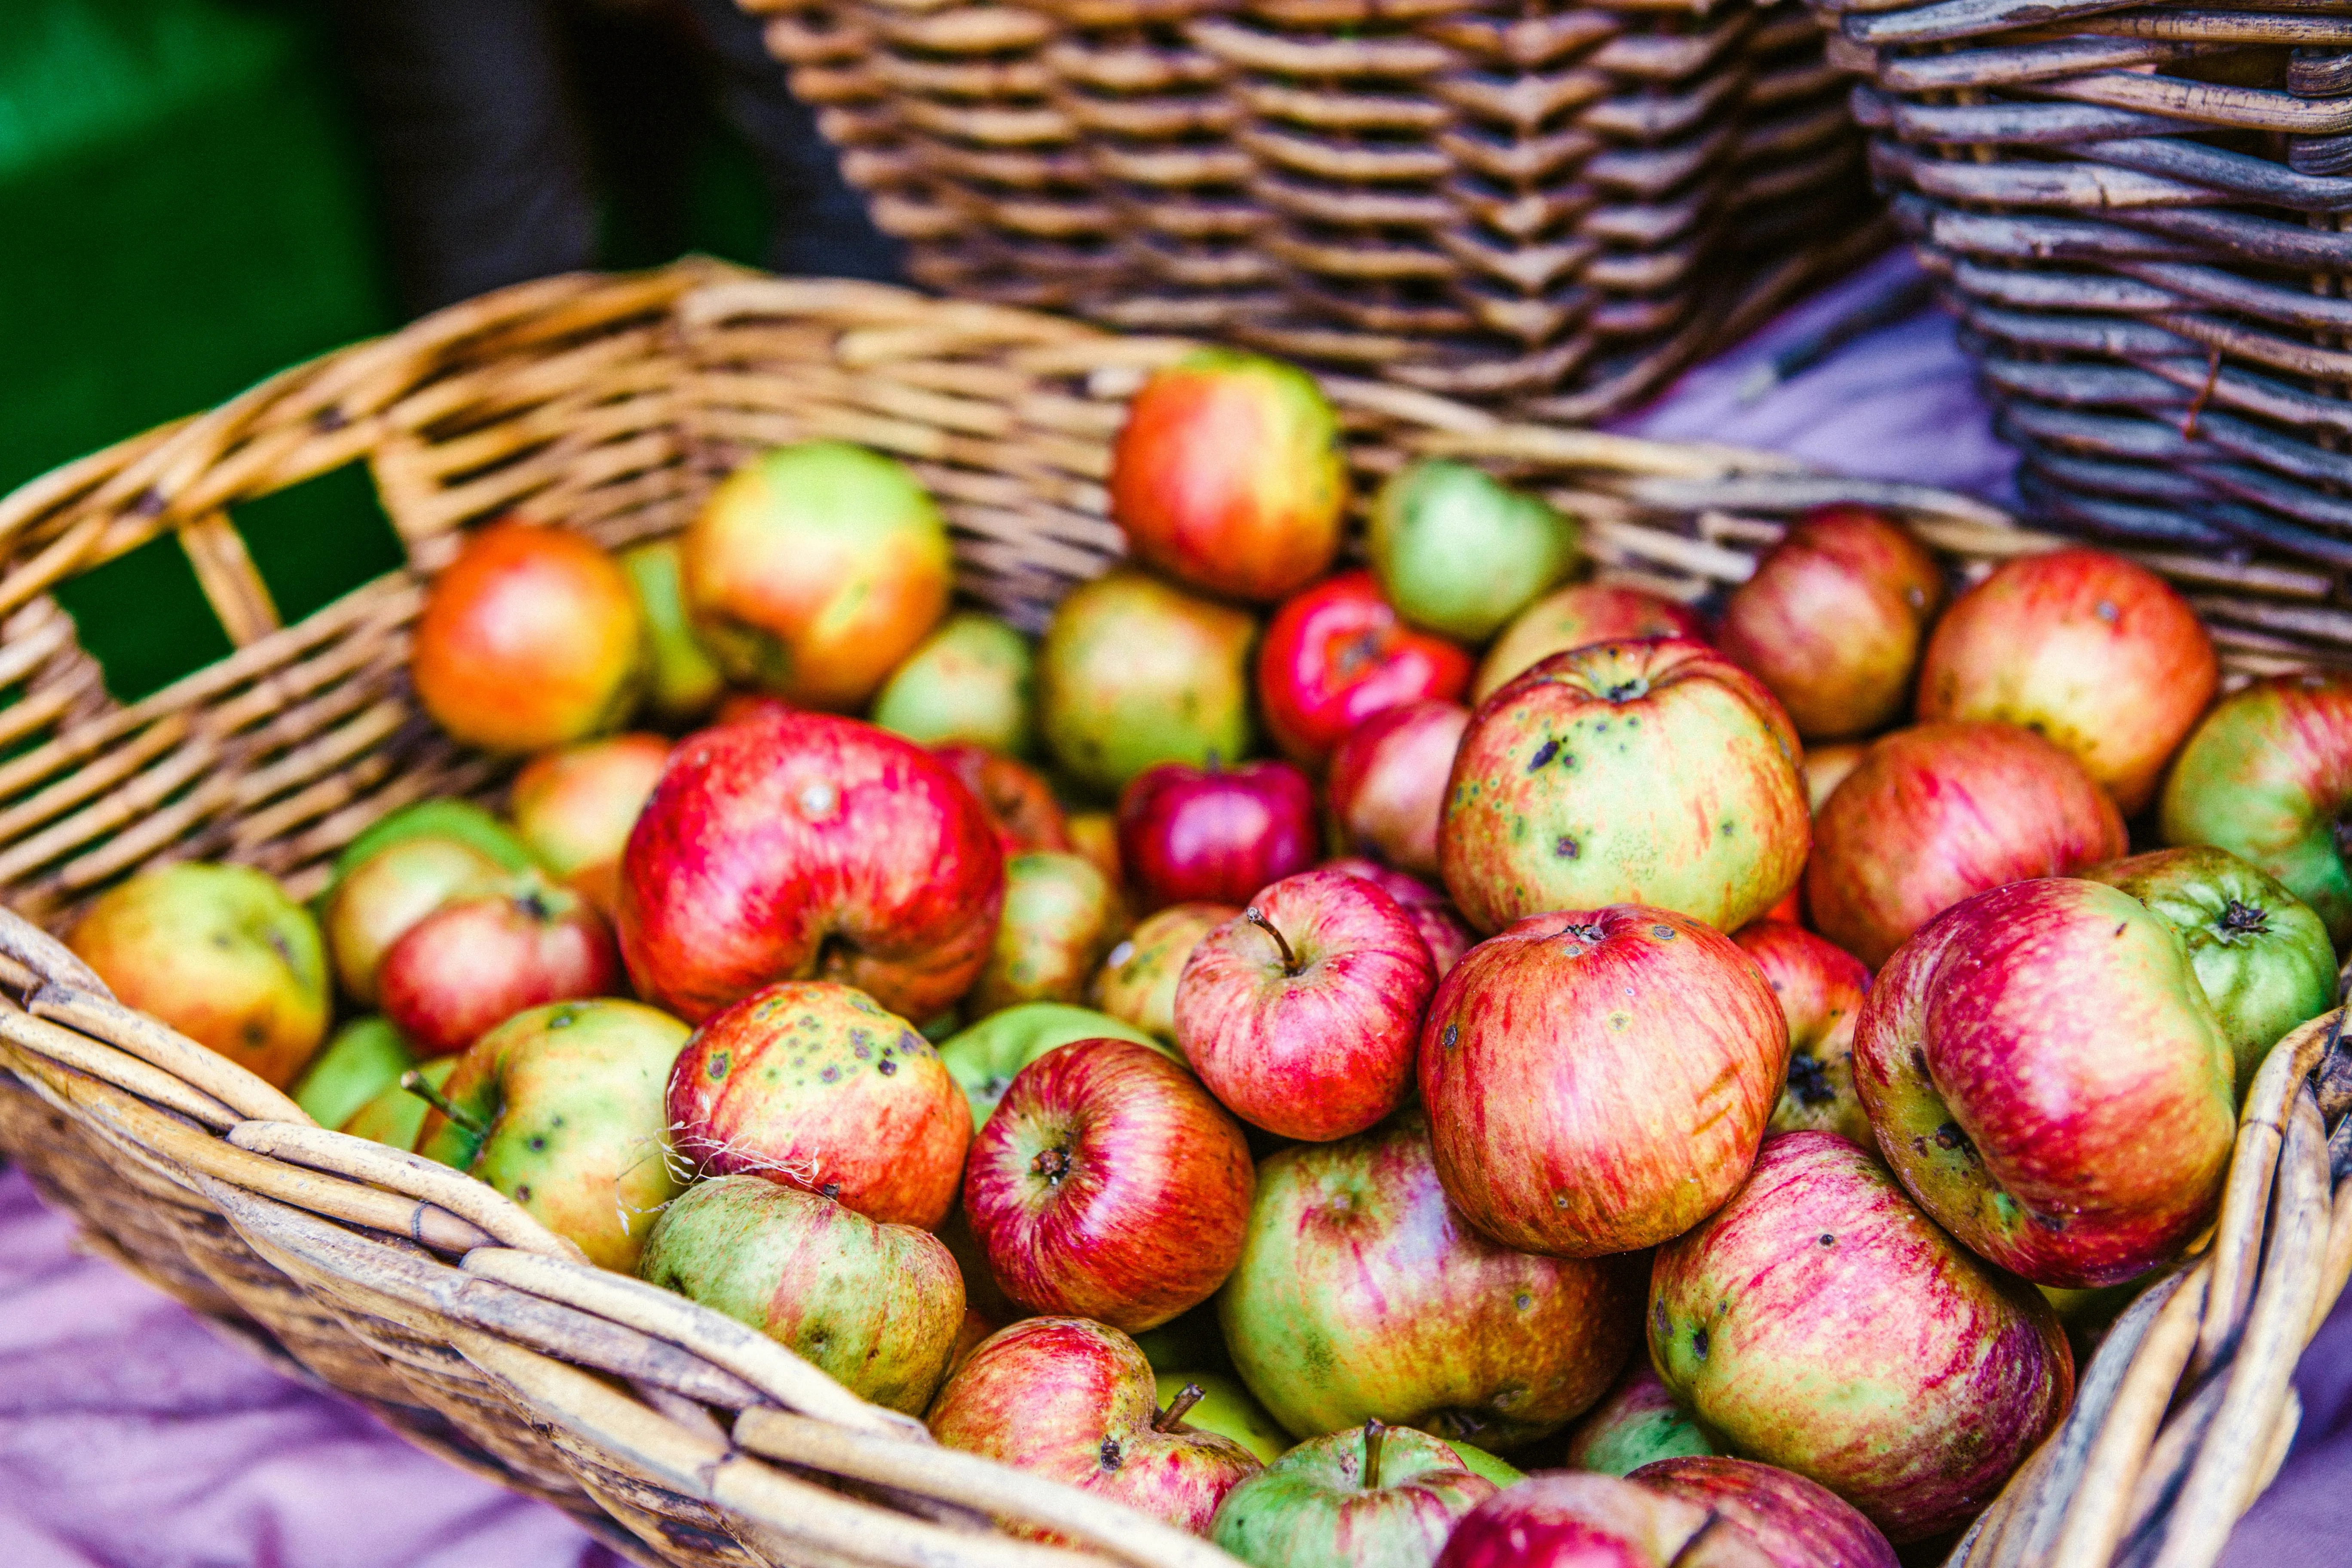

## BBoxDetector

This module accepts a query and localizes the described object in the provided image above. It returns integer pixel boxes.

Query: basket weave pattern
[0,263,2344,1568]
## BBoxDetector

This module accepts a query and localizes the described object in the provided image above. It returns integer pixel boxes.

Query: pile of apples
[62,345,2352,1568]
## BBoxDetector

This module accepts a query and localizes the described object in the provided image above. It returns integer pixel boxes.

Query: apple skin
[1718,507,1944,743]
[324,835,510,1005]
[638,1174,965,1415]
[1257,571,1474,769]
[1807,722,2126,968]
[616,710,1005,1025]
[1853,878,2236,1288]
[1040,568,1261,793]
[1801,741,1868,815]
[326,799,537,889]
[681,440,952,711]
[2086,846,2335,1098]
[378,879,622,1057]
[1562,1363,1716,1476]
[1328,700,1472,879]
[1109,348,1346,604]
[1174,869,1436,1141]
[413,520,645,753]
[291,1016,419,1130]
[870,610,1038,758]
[1440,639,1809,937]
[1118,759,1319,911]
[1734,922,1873,1148]
[665,980,972,1229]
[1211,1421,1498,1568]
[936,1001,1169,1127]
[2160,671,2352,946]
[964,1037,1254,1332]
[68,862,330,1090]
[1068,810,1122,888]
[1650,1131,2073,1540]
[930,1316,1262,1537]
[340,1054,454,1152]
[969,851,1126,1016]
[1369,458,1580,643]
[1095,902,1241,1042]
[1435,1472,1774,1568]
[1474,585,1707,705]
[1220,1109,1638,1452]
[417,999,691,1271]
[509,733,672,916]
[1917,546,2216,815]
[932,744,1070,854]
[1324,858,1474,975]
[1628,1458,1899,1568]
[1420,906,1788,1257]
[1157,1371,1289,1464]
[621,539,726,725]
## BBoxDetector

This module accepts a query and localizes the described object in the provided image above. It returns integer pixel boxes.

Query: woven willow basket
[745,0,1882,417]
[0,259,2345,1568]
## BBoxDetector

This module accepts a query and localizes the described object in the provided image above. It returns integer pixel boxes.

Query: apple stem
[1362,1418,1387,1490]
[1244,907,1299,975]
[1154,1382,1205,1433]
[400,1069,486,1137]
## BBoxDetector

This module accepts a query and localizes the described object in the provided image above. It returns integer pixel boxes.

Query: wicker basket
[0,260,2344,1568]
[747,0,1884,417]
[1813,0,2352,575]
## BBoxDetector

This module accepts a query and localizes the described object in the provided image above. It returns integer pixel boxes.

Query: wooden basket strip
[0,1001,240,1130]
[19,980,309,1123]
[227,1122,587,1260]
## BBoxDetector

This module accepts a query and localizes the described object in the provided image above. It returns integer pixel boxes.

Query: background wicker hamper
[0,261,2344,1568]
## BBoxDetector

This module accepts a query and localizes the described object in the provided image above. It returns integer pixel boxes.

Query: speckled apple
[1474,584,1707,704]
[968,850,1126,1017]
[1094,902,1241,1042]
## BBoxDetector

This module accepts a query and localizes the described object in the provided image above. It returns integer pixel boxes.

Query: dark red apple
[1436,1472,1773,1568]
[1325,857,1475,975]
[1117,758,1318,912]
[1327,698,1471,879]
[378,878,620,1057]
[1629,1458,1899,1568]
[1734,921,1873,1148]
[932,742,1070,854]
[1257,571,1474,769]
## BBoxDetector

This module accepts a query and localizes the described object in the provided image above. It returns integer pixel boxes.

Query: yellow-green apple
[413,521,646,753]
[1440,640,1808,936]
[665,980,971,1229]
[1801,741,1867,815]
[1220,1110,1636,1450]
[621,538,726,724]
[1110,349,1345,603]
[964,1037,1253,1331]
[1650,1131,2073,1540]
[1174,870,1436,1140]
[1854,878,2236,1287]
[1040,567,1260,793]
[1158,1371,1288,1463]
[328,799,538,888]
[509,733,671,916]
[1734,922,1872,1148]
[931,1317,1261,1534]
[936,1001,1167,1126]
[324,834,510,1004]
[1068,810,1122,888]
[616,710,1004,1023]
[291,1016,418,1129]
[1257,572,1473,769]
[1434,1472,1774,1568]
[1807,722,2125,967]
[932,744,1069,853]
[968,851,1126,1016]
[1325,858,1474,975]
[1329,700,1471,879]
[69,862,330,1090]
[1563,1363,1715,1476]
[1629,1458,1899,1568]
[638,1174,965,1414]
[1212,1420,1498,1568]
[378,877,621,1057]
[1369,459,1580,643]
[1718,507,1944,742]
[1918,546,2215,814]
[1474,585,1708,704]
[2161,671,2352,945]
[1095,902,1240,1041]
[2086,846,2334,1098]
[681,440,951,710]
[1118,759,1318,910]
[416,999,690,1270]
[340,1054,454,1150]
[1420,906,1786,1256]
[870,610,1038,757]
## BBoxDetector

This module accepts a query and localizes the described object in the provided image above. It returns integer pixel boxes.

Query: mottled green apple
[1039,569,1259,794]
[291,1016,418,1130]
[935,1001,1167,1127]
[871,611,1038,757]
[1368,460,1579,643]
[1210,1421,1496,1568]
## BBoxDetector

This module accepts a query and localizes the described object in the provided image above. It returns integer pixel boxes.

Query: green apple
[291,1016,418,1129]
[870,610,1038,756]
[1039,568,1259,795]
[328,799,537,889]
[1158,1371,1288,1464]
[1449,1443,1525,1490]
[1210,1420,1497,1568]
[1093,901,1237,1042]
[1368,460,1580,643]
[621,539,726,724]
[1562,1362,1717,1476]
[1133,1298,1232,1374]
[968,851,1125,1017]
[341,1055,455,1151]
[935,1001,1167,1126]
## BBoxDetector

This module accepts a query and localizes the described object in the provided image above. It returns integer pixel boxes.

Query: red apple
[1328,699,1471,878]
[1440,639,1809,937]
[1210,1421,1498,1566]
[1734,922,1873,1148]
[378,878,621,1057]
[616,710,1005,1024]
[1629,1458,1899,1568]
[1854,877,2236,1287]
[665,979,972,1229]
[1325,857,1475,975]
[322,834,508,1005]
[1117,758,1318,911]
[1436,1472,1773,1568]
[1093,901,1241,1042]
[1807,721,2126,968]
[963,1037,1254,1331]
[509,732,671,916]
[1257,571,1474,769]
[1420,905,1787,1257]
[1918,546,2216,814]
[932,743,1070,854]
[1475,584,1709,704]
[1562,1362,1716,1476]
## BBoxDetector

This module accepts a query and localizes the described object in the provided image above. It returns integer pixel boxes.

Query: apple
[1474,584,1707,705]
[1717,507,1944,742]
[509,733,671,916]
[1854,877,2236,1287]
[1039,568,1260,793]
[1212,1419,1498,1568]
[1435,1472,1773,1568]
[665,979,972,1229]
[638,1175,965,1415]
[931,743,1070,854]
[1221,1109,1637,1451]
[326,798,536,888]
[714,691,796,729]
[340,1054,454,1151]
[378,878,622,1057]
[1419,904,1786,1257]
[1094,902,1239,1042]
[616,710,1004,1024]
[1325,858,1474,975]
[68,862,330,1090]
[1328,700,1472,879]
[969,851,1126,1016]
[935,1001,1168,1126]
[412,520,645,752]
[1917,545,2216,814]
[1133,1298,1230,1372]
[621,539,726,724]
[929,1316,1262,1535]
[681,440,951,710]
[1629,1458,1899,1568]
[291,1015,418,1130]
[1067,810,1122,888]
[2160,670,2352,945]
[964,1037,1253,1331]
[1807,721,2126,967]
[1733,922,1873,1148]
[1801,741,1867,815]
[324,833,512,1004]
[1650,1131,2073,1540]
[416,998,691,1270]
[1440,639,1808,937]
[1257,571,1474,769]
[1369,459,1580,643]
[870,610,1038,757]
[1173,869,1436,1140]
[1109,348,1345,603]
[1562,1363,1715,1476]
[1118,758,1318,911]
[1157,1371,1289,1464]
